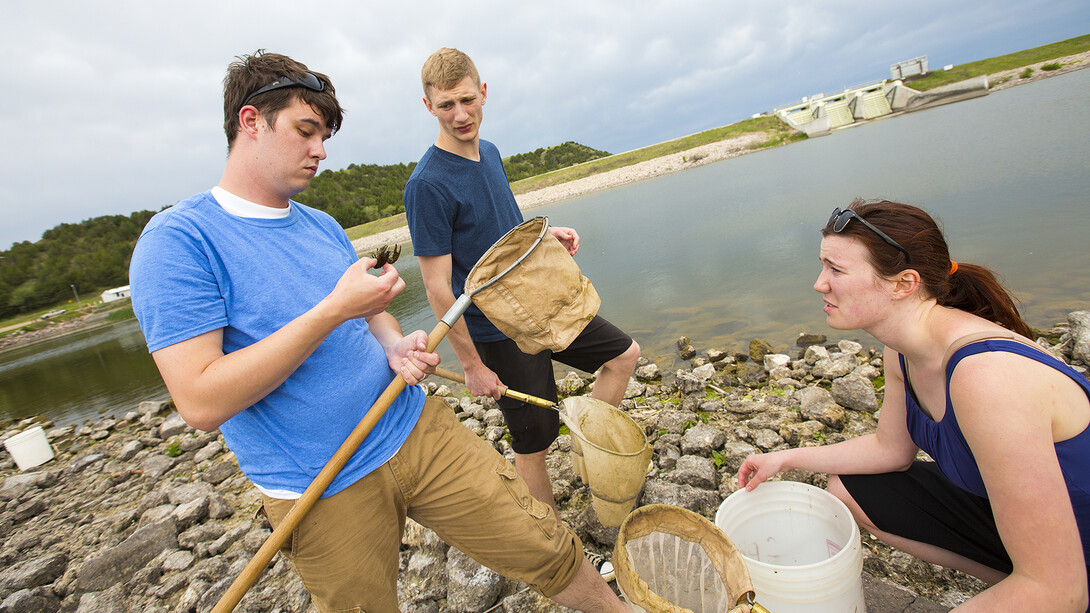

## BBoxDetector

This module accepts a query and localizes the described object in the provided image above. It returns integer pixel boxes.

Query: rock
[654,411,698,435]
[679,423,727,456]
[446,547,503,612]
[158,413,189,439]
[796,333,827,347]
[832,375,880,412]
[634,362,661,381]
[77,521,178,592]
[0,552,68,594]
[1070,311,1090,364]
[665,455,719,490]
[749,338,774,363]
[762,353,791,372]
[804,344,830,364]
[0,587,61,613]
[640,480,720,518]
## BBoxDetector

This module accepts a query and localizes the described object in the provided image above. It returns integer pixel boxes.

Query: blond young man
[405,48,641,582]
[130,50,630,612]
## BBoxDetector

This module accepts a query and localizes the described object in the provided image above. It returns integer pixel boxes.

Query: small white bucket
[3,426,55,471]
[715,481,866,613]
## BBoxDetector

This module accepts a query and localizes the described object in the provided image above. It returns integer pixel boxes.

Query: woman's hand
[737,451,787,491]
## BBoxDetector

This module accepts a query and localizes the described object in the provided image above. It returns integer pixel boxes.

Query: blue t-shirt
[129,192,424,497]
[903,339,1090,562]
[404,140,523,342]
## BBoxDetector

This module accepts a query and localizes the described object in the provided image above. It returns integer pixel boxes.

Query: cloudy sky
[2,1,1087,250]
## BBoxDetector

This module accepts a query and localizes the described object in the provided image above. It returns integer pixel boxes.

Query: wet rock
[749,338,774,363]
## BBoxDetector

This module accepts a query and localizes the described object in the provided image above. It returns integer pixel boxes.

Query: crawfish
[366,243,401,269]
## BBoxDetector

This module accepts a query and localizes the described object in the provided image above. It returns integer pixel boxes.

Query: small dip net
[464,216,600,355]
[563,396,653,526]
[614,505,764,613]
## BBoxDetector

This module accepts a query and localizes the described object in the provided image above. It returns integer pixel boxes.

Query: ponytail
[943,263,1034,338]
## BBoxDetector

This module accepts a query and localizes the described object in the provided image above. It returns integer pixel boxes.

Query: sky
[2,1,1088,251]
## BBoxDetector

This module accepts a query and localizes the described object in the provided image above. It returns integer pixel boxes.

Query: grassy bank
[508,115,803,195]
[908,34,1090,91]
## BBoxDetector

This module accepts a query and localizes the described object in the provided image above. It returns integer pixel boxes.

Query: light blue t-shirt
[129,191,424,498]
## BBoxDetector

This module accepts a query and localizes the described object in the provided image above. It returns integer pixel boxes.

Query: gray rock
[158,413,190,439]
[666,455,719,490]
[804,344,831,364]
[679,423,727,456]
[634,362,661,381]
[0,587,61,613]
[832,375,880,412]
[399,549,448,604]
[1070,311,1090,365]
[762,353,791,372]
[0,552,68,593]
[74,585,127,613]
[141,454,177,479]
[641,479,720,517]
[77,520,178,591]
[446,547,503,612]
[654,411,698,435]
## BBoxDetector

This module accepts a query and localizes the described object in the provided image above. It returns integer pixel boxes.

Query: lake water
[3,69,1089,427]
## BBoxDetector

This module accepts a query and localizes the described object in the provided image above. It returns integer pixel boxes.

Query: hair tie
[949,260,959,275]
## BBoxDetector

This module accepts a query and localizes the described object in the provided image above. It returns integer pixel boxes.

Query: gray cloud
[1,0,1087,249]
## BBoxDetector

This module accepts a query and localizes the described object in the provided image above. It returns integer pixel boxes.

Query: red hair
[822,199,1033,337]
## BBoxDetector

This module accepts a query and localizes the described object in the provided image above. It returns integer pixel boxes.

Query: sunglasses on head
[828,207,911,264]
[242,71,325,107]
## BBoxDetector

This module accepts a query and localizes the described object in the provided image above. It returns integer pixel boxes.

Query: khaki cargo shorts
[260,397,584,612]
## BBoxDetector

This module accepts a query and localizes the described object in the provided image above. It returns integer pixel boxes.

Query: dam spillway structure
[774,76,989,137]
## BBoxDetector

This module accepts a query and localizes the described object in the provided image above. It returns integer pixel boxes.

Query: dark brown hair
[822,198,1033,337]
[222,50,343,149]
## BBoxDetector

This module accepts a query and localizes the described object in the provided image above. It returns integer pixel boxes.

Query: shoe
[586,549,615,582]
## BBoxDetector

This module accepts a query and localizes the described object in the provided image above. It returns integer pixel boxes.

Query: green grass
[906,34,1090,91]
[509,115,803,195]
[345,213,407,242]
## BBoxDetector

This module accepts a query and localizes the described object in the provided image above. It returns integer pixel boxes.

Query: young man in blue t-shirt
[405,48,641,581]
[130,50,629,612]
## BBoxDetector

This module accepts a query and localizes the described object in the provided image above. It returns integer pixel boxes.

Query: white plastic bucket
[715,481,866,613]
[3,426,55,471]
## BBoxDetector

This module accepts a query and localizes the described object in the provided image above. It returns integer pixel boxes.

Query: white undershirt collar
[211,186,291,219]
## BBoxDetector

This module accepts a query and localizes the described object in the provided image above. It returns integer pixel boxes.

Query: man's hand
[464,362,507,401]
[385,329,440,386]
[550,226,580,255]
[324,259,405,321]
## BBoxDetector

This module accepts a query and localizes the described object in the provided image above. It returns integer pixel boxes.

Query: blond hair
[421,47,480,98]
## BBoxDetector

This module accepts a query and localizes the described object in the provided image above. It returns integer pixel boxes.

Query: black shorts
[473,315,633,454]
[841,461,1013,573]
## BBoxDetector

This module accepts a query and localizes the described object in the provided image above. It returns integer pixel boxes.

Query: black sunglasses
[828,208,912,264]
[242,71,325,107]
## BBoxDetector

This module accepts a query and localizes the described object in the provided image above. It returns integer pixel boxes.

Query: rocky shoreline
[2,310,1087,612]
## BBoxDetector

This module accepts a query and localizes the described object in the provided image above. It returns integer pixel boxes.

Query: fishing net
[464,216,600,355]
[563,396,652,526]
[615,505,760,613]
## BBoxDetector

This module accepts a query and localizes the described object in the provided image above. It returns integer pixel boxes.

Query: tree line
[0,141,610,319]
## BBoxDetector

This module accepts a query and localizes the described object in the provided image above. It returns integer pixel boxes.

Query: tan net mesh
[464,217,600,355]
[614,505,757,613]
